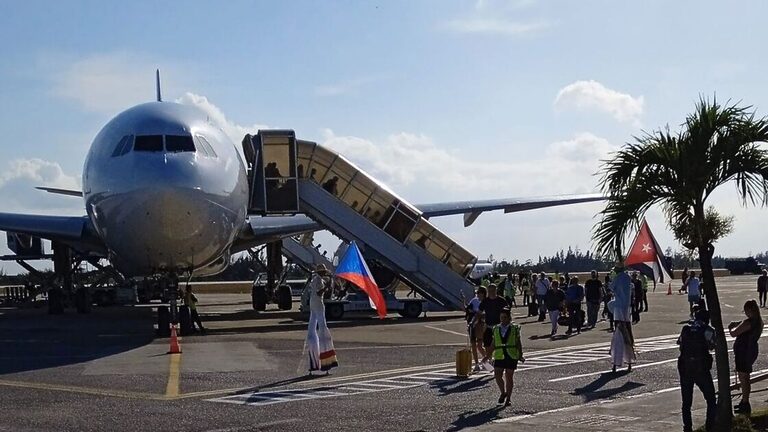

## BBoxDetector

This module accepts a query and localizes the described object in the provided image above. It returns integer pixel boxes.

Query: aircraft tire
[178,306,192,335]
[401,301,422,319]
[277,284,292,310]
[157,306,170,337]
[252,286,267,311]
[47,288,64,315]
[75,288,91,314]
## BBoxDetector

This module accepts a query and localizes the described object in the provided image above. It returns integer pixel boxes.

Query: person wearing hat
[306,264,338,374]
[482,307,524,406]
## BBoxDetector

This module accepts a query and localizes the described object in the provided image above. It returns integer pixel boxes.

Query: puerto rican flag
[624,219,673,283]
[335,241,387,319]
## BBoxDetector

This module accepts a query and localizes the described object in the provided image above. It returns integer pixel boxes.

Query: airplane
[0,73,602,311]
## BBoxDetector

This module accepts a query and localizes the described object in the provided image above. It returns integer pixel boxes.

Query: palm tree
[593,97,768,430]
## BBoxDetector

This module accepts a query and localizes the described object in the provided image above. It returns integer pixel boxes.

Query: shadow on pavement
[431,375,493,395]
[572,371,645,402]
[447,406,506,431]
[0,305,155,375]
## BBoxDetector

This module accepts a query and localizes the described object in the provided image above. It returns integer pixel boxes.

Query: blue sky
[0,0,767,272]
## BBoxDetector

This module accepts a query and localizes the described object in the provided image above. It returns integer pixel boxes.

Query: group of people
[474,269,649,340]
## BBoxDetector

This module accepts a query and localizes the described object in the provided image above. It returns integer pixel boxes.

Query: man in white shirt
[687,271,701,319]
[535,272,550,321]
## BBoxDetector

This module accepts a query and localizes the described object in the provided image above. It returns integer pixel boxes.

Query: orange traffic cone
[168,324,182,354]
[667,283,672,295]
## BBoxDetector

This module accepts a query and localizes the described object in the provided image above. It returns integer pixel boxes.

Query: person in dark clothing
[758,270,768,308]
[677,309,716,432]
[729,299,764,415]
[584,271,603,329]
[481,284,509,327]
[679,267,690,294]
[631,272,643,324]
[544,281,565,338]
[565,277,584,335]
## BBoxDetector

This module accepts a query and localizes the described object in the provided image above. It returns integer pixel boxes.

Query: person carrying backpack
[677,309,716,432]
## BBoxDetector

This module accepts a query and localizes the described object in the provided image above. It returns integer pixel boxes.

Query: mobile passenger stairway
[242,130,477,310]
[280,233,334,273]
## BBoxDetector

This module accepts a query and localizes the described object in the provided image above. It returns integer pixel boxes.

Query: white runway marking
[723,303,734,308]
[207,334,690,407]
[423,325,468,337]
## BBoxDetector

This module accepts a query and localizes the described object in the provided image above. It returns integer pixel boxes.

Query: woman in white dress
[306,264,338,374]
[609,265,636,372]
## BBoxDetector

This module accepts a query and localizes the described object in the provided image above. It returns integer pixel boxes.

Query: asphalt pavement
[0,275,765,431]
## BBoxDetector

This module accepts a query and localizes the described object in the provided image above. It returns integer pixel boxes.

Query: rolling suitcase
[456,348,472,378]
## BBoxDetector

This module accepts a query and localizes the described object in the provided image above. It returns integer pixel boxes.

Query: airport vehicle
[299,283,428,320]
[725,257,765,275]
[0,72,602,319]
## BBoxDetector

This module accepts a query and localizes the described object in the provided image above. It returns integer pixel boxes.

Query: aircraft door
[249,130,299,214]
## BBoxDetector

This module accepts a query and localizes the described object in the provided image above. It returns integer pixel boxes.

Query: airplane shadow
[447,406,506,431]
[202,312,463,335]
[0,305,155,375]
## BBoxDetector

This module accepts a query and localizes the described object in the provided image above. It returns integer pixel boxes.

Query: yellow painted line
[0,379,164,400]
[165,353,182,397]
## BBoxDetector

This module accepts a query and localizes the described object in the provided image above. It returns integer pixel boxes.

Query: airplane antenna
[155,69,162,102]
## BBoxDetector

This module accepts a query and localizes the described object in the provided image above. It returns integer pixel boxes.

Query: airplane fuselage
[83,102,249,277]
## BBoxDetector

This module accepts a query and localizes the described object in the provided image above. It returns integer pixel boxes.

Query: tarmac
[0,274,766,431]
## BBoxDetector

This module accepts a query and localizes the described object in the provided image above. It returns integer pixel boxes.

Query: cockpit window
[134,135,164,152]
[194,135,218,158]
[165,135,196,152]
[111,135,133,157]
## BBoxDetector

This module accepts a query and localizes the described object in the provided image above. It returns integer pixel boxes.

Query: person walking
[679,267,690,294]
[609,265,635,372]
[306,264,338,374]
[535,272,550,322]
[464,286,487,371]
[687,272,702,319]
[757,270,768,308]
[631,272,643,324]
[565,277,584,335]
[585,271,603,329]
[544,280,565,338]
[184,285,206,333]
[482,308,524,406]
[521,273,531,306]
[641,273,649,312]
[729,299,764,415]
[481,284,508,327]
[677,309,716,432]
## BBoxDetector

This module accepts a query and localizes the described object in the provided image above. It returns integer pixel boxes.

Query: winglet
[155,69,162,102]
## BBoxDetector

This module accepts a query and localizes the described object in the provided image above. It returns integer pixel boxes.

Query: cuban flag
[624,219,673,283]
[335,241,387,319]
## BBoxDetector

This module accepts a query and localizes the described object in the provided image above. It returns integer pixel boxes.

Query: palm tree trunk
[699,242,733,430]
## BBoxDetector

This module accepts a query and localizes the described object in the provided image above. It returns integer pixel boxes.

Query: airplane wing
[0,213,107,256]
[416,193,605,227]
[35,187,83,197]
[231,215,322,253]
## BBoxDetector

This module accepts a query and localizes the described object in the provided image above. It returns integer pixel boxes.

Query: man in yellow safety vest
[482,307,524,406]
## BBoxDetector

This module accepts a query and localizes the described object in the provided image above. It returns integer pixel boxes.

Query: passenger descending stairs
[243,130,478,311]
[280,233,334,272]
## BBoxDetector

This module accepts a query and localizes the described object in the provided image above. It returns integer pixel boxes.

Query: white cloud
[49,52,190,113]
[444,18,549,36]
[554,80,645,126]
[0,159,82,214]
[321,129,613,199]
[176,92,269,145]
[314,76,381,97]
